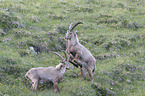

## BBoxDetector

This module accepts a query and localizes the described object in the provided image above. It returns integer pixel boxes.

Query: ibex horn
[69,22,74,30]
[61,50,68,62]
[52,51,65,61]
[69,22,83,32]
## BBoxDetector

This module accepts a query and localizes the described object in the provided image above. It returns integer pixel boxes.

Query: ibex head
[65,22,83,39]
[52,51,70,69]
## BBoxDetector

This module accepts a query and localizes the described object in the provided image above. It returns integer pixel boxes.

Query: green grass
[0,0,145,96]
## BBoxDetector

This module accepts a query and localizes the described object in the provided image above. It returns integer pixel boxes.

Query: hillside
[0,0,145,96]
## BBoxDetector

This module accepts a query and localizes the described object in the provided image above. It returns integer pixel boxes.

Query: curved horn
[52,51,65,61]
[69,22,74,30]
[69,22,83,32]
[61,50,70,69]
[61,50,68,61]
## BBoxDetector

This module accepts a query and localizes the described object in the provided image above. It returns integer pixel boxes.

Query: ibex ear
[56,63,63,70]
[67,30,70,33]
[73,30,77,34]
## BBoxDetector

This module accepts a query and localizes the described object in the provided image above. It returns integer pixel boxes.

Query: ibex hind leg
[80,67,86,80]
[73,59,87,80]
[87,68,94,83]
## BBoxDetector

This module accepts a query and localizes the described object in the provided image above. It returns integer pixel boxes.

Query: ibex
[65,22,96,83]
[25,51,68,93]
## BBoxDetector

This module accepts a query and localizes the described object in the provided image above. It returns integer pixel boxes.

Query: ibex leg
[80,67,86,80]
[73,59,87,68]
[87,68,94,83]
[73,59,88,80]
[87,61,95,83]
[53,82,60,93]
[31,78,39,91]
[68,53,80,67]
[69,60,79,67]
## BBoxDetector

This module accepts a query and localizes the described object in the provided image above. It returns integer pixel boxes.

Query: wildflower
[36,3,41,7]
[135,20,137,22]
[25,87,27,90]
[130,21,132,22]
[57,14,60,17]
[123,9,125,12]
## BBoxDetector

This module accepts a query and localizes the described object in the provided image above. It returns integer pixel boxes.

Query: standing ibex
[25,51,68,93]
[65,22,96,83]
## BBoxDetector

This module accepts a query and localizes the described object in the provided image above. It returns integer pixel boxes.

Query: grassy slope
[0,0,145,96]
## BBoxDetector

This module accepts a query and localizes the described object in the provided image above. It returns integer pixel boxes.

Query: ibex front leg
[68,53,79,68]
[53,82,60,93]
[72,52,84,68]
[31,78,39,91]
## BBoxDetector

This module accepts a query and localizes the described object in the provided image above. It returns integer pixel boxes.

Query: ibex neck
[60,65,67,75]
[70,34,79,47]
